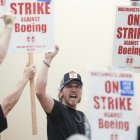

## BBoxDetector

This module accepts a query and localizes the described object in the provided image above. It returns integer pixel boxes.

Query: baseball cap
[60,71,83,91]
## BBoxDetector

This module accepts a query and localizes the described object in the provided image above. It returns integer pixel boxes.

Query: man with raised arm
[36,46,91,140]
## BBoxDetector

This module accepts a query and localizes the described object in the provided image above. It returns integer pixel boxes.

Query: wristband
[43,60,50,67]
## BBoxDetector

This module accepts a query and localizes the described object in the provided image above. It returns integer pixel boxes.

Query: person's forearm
[0,26,13,64]
[1,76,29,117]
[36,46,58,96]
[36,60,50,96]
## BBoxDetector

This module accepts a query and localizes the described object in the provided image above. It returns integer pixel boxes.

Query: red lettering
[116,27,140,39]
[105,81,119,94]
[105,81,111,93]
[14,23,47,33]
[127,98,132,110]
[93,96,100,109]
[98,118,129,131]
[101,96,106,109]
[117,27,122,38]
[93,96,132,110]
[118,45,140,56]
[25,3,32,14]
[108,97,114,109]
[10,2,50,15]
[18,3,24,14]
[127,14,140,26]
[10,3,17,14]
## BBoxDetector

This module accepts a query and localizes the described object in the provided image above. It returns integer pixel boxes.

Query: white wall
[0,0,140,140]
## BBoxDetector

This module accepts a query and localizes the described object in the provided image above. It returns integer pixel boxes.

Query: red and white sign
[0,0,54,53]
[85,67,137,140]
[112,5,140,72]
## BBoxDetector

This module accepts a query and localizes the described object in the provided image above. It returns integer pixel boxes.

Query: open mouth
[70,95,77,99]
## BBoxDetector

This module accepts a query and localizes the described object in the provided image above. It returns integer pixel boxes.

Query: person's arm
[1,63,36,117]
[0,13,15,64]
[35,45,59,114]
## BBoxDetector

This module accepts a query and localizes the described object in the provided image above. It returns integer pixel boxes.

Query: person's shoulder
[53,99,62,105]
[53,99,65,109]
[77,110,84,113]
[0,104,3,115]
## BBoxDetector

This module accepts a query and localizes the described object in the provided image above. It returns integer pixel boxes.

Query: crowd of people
[0,12,90,140]
[1,0,140,139]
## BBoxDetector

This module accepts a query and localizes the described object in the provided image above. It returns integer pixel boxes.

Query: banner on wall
[112,5,140,72]
[85,67,137,140]
[0,0,54,53]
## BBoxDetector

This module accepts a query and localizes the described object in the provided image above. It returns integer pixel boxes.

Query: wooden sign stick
[28,52,37,135]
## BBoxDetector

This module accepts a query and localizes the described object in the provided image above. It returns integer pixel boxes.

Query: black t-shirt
[138,126,140,140]
[0,105,7,133]
[46,100,91,140]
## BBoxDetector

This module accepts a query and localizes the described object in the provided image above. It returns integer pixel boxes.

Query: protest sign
[85,67,137,140]
[0,0,54,53]
[0,0,54,134]
[112,5,140,72]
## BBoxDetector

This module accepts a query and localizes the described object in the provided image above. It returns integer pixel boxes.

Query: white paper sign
[85,67,137,140]
[112,5,140,72]
[0,0,54,53]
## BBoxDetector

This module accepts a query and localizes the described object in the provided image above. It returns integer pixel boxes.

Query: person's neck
[62,102,77,110]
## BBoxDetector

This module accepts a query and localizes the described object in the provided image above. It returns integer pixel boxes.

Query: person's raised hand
[44,45,59,62]
[2,12,16,27]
